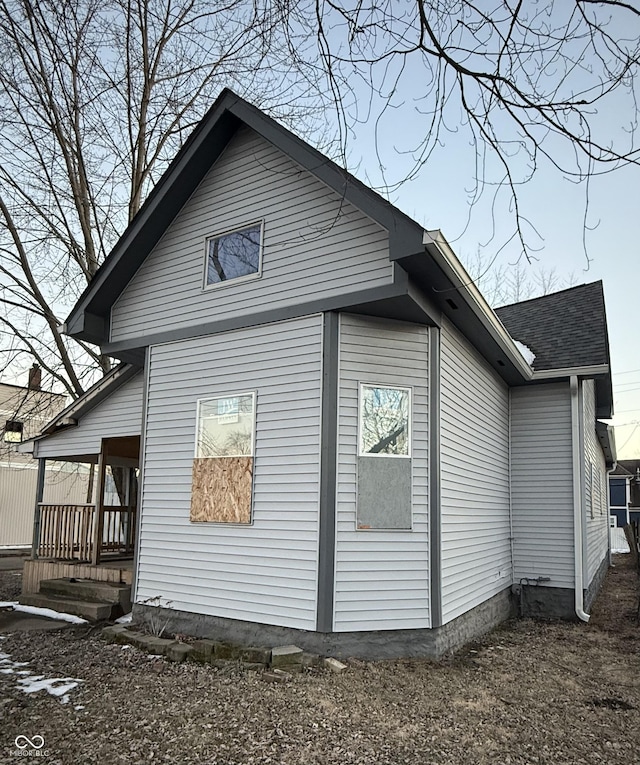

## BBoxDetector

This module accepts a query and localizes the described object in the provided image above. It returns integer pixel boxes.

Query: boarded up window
[357,384,412,530]
[191,393,255,523]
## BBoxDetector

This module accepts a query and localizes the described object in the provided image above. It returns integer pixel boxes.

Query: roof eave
[420,230,534,382]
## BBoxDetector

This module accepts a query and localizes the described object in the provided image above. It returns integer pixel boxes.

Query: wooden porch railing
[101,505,136,555]
[36,503,136,562]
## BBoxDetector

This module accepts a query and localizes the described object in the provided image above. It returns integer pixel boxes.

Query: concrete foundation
[518,553,610,619]
[585,553,609,612]
[133,586,515,660]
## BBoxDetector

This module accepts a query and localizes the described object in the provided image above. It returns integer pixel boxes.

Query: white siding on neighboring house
[136,315,323,631]
[440,318,511,624]
[582,379,609,586]
[0,462,90,547]
[35,373,144,459]
[511,383,574,589]
[334,314,430,631]
[110,126,393,344]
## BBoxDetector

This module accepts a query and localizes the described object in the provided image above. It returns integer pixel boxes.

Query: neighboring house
[609,460,640,527]
[19,90,615,657]
[0,367,89,548]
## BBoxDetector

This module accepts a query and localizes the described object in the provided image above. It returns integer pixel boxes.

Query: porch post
[91,440,108,566]
[30,458,46,560]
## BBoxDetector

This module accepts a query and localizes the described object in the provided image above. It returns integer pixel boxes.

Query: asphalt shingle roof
[494,281,609,371]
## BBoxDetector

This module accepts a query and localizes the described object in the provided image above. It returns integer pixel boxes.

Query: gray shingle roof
[494,281,609,371]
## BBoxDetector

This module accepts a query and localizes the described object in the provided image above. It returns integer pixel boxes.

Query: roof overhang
[17,363,141,456]
[531,365,613,419]
[64,89,426,347]
[389,230,534,385]
[596,420,616,468]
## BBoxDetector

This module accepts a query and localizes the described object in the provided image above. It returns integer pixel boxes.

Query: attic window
[4,420,23,443]
[204,222,262,287]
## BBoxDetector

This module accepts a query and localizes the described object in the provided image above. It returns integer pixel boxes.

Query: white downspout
[571,375,590,622]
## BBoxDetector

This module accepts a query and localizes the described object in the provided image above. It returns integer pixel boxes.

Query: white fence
[610,524,630,554]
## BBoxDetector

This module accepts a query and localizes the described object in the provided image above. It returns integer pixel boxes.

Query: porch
[22,557,133,597]
[30,435,140,570]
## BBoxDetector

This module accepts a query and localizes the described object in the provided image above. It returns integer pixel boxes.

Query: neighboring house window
[3,420,23,443]
[204,222,262,287]
[610,478,627,508]
[190,393,255,524]
[357,384,412,530]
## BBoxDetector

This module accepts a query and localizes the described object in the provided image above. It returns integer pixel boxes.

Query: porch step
[19,592,115,622]
[40,578,131,611]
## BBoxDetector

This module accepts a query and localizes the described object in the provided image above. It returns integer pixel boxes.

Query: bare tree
[283,1,640,261]
[1,0,638,404]
[0,0,309,396]
[463,248,579,306]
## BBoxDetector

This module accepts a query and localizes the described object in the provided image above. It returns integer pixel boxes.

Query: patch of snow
[120,645,132,650]
[612,548,630,554]
[17,675,82,704]
[75,705,85,711]
[0,648,83,705]
[115,612,132,624]
[0,601,87,624]
[513,339,536,366]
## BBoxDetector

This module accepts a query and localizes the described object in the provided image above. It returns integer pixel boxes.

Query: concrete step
[40,578,131,610]
[19,592,115,622]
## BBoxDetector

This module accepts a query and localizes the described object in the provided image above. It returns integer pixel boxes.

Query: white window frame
[357,383,412,459]
[194,392,256,459]
[202,220,264,291]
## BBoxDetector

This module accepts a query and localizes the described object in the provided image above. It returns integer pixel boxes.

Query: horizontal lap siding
[334,315,430,631]
[511,383,574,588]
[136,315,322,630]
[110,127,392,343]
[440,319,511,623]
[36,373,144,459]
[582,380,609,585]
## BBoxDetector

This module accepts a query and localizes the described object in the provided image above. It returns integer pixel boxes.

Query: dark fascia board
[596,420,616,467]
[65,89,424,344]
[102,281,439,360]
[394,239,533,385]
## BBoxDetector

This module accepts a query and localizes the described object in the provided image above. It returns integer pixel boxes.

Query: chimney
[28,363,41,391]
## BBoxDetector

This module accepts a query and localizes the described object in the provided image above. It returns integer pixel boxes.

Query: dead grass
[0,555,639,764]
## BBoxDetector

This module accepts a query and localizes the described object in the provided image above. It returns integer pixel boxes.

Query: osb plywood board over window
[190,457,253,524]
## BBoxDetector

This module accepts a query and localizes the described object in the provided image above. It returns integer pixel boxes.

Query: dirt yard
[1,556,639,765]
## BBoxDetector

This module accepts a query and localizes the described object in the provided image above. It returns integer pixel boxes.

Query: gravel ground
[1,556,639,765]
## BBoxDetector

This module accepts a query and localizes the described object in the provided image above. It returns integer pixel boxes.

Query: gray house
[20,90,615,657]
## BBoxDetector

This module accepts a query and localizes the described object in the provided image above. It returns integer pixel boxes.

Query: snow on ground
[0,601,87,624]
[0,649,83,704]
[115,612,132,624]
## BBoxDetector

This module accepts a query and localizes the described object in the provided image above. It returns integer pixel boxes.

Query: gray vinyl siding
[35,373,144,460]
[110,126,392,343]
[334,314,430,631]
[511,383,574,588]
[582,380,609,586]
[136,315,323,630]
[440,318,511,624]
